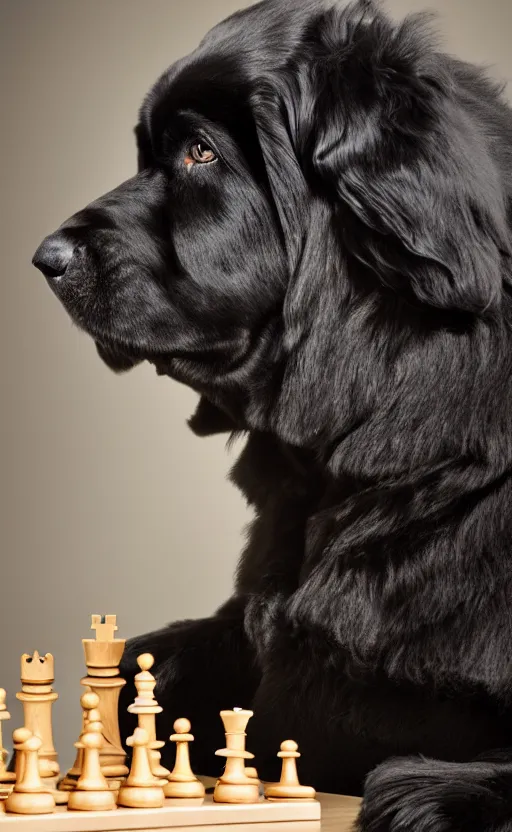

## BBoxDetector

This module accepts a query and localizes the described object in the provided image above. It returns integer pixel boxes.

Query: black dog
[33,1,512,829]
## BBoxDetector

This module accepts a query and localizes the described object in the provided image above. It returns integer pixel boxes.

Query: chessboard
[0,793,321,831]
[0,614,325,830]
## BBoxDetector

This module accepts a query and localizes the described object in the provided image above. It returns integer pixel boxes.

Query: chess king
[61,615,128,791]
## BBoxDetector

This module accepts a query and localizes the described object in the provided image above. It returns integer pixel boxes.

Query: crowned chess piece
[127,654,170,781]
[15,652,59,784]
[213,709,260,804]
[75,615,128,786]
[67,695,116,812]
[264,741,316,800]
[117,727,165,808]
[0,689,15,784]
[4,731,55,815]
[163,718,205,798]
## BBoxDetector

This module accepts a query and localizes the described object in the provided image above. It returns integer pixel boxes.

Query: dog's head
[33,0,511,465]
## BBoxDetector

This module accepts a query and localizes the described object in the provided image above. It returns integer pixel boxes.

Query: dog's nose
[32,234,75,279]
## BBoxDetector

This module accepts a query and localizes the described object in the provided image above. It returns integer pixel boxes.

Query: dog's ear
[307,5,510,313]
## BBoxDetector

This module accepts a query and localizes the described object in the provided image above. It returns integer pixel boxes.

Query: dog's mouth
[95,340,175,378]
[95,341,143,373]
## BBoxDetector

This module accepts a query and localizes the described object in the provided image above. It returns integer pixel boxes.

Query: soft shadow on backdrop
[1,0,511,766]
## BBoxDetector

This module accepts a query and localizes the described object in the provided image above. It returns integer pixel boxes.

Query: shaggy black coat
[32,1,512,829]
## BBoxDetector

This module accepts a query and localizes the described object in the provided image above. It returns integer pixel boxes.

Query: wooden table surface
[318,792,361,831]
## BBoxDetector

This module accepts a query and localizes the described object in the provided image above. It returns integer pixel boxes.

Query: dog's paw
[358,756,510,832]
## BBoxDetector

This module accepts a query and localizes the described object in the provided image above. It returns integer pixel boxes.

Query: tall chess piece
[16,653,59,783]
[5,732,55,815]
[67,696,116,812]
[264,741,316,800]
[118,728,165,808]
[78,615,128,785]
[127,654,170,781]
[0,689,15,784]
[163,718,205,798]
[213,709,260,804]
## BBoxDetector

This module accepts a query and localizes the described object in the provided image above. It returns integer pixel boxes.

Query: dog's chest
[229,433,336,650]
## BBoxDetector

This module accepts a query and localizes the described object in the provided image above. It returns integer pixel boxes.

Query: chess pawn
[0,689,15,783]
[214,709,260,804]
[117,728,165,808]
[127,653,170,781]
[67,712,116,812]
[58,690,98,791]
[5,732,56,815]
[11,727,32,784]
[10,726,68,808]
[163,719,205,799]
[264,741,316,800]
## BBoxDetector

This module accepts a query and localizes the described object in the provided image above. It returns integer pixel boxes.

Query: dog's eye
[187,142,217,166]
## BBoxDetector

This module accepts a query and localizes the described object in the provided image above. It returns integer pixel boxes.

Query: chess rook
[0,689,15,784]
[264,741,316,800]
[16,653,59,781]
[127,653,170,781]
[79,615,128,781]
[5,732,55,815]
[214,709,260,804]
[163,718,205,799]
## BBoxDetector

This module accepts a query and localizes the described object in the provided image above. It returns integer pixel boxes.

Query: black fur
[32,1,512,829]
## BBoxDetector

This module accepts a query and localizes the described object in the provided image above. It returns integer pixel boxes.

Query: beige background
[0,0,510,766]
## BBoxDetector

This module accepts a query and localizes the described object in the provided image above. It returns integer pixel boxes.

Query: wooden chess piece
[16,652,59,782]
[11,728,32,783]
[127,653,170,781]
[67,702,116,812]
[264,741,316,800]
[1,727,67,805]
[0,689,15,784]
[213,709,260,804]
[78,615,128,785]
[163,718,205,798]
[5,732,55,814]
[58,690,98,791]
[117,728,165,808]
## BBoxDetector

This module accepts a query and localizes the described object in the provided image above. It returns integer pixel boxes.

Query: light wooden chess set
[0,615,321,830]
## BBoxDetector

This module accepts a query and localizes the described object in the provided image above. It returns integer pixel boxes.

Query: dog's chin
[95,341,142,373]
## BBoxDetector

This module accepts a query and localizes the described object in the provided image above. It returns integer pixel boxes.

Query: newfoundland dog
[32,0,512,829]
